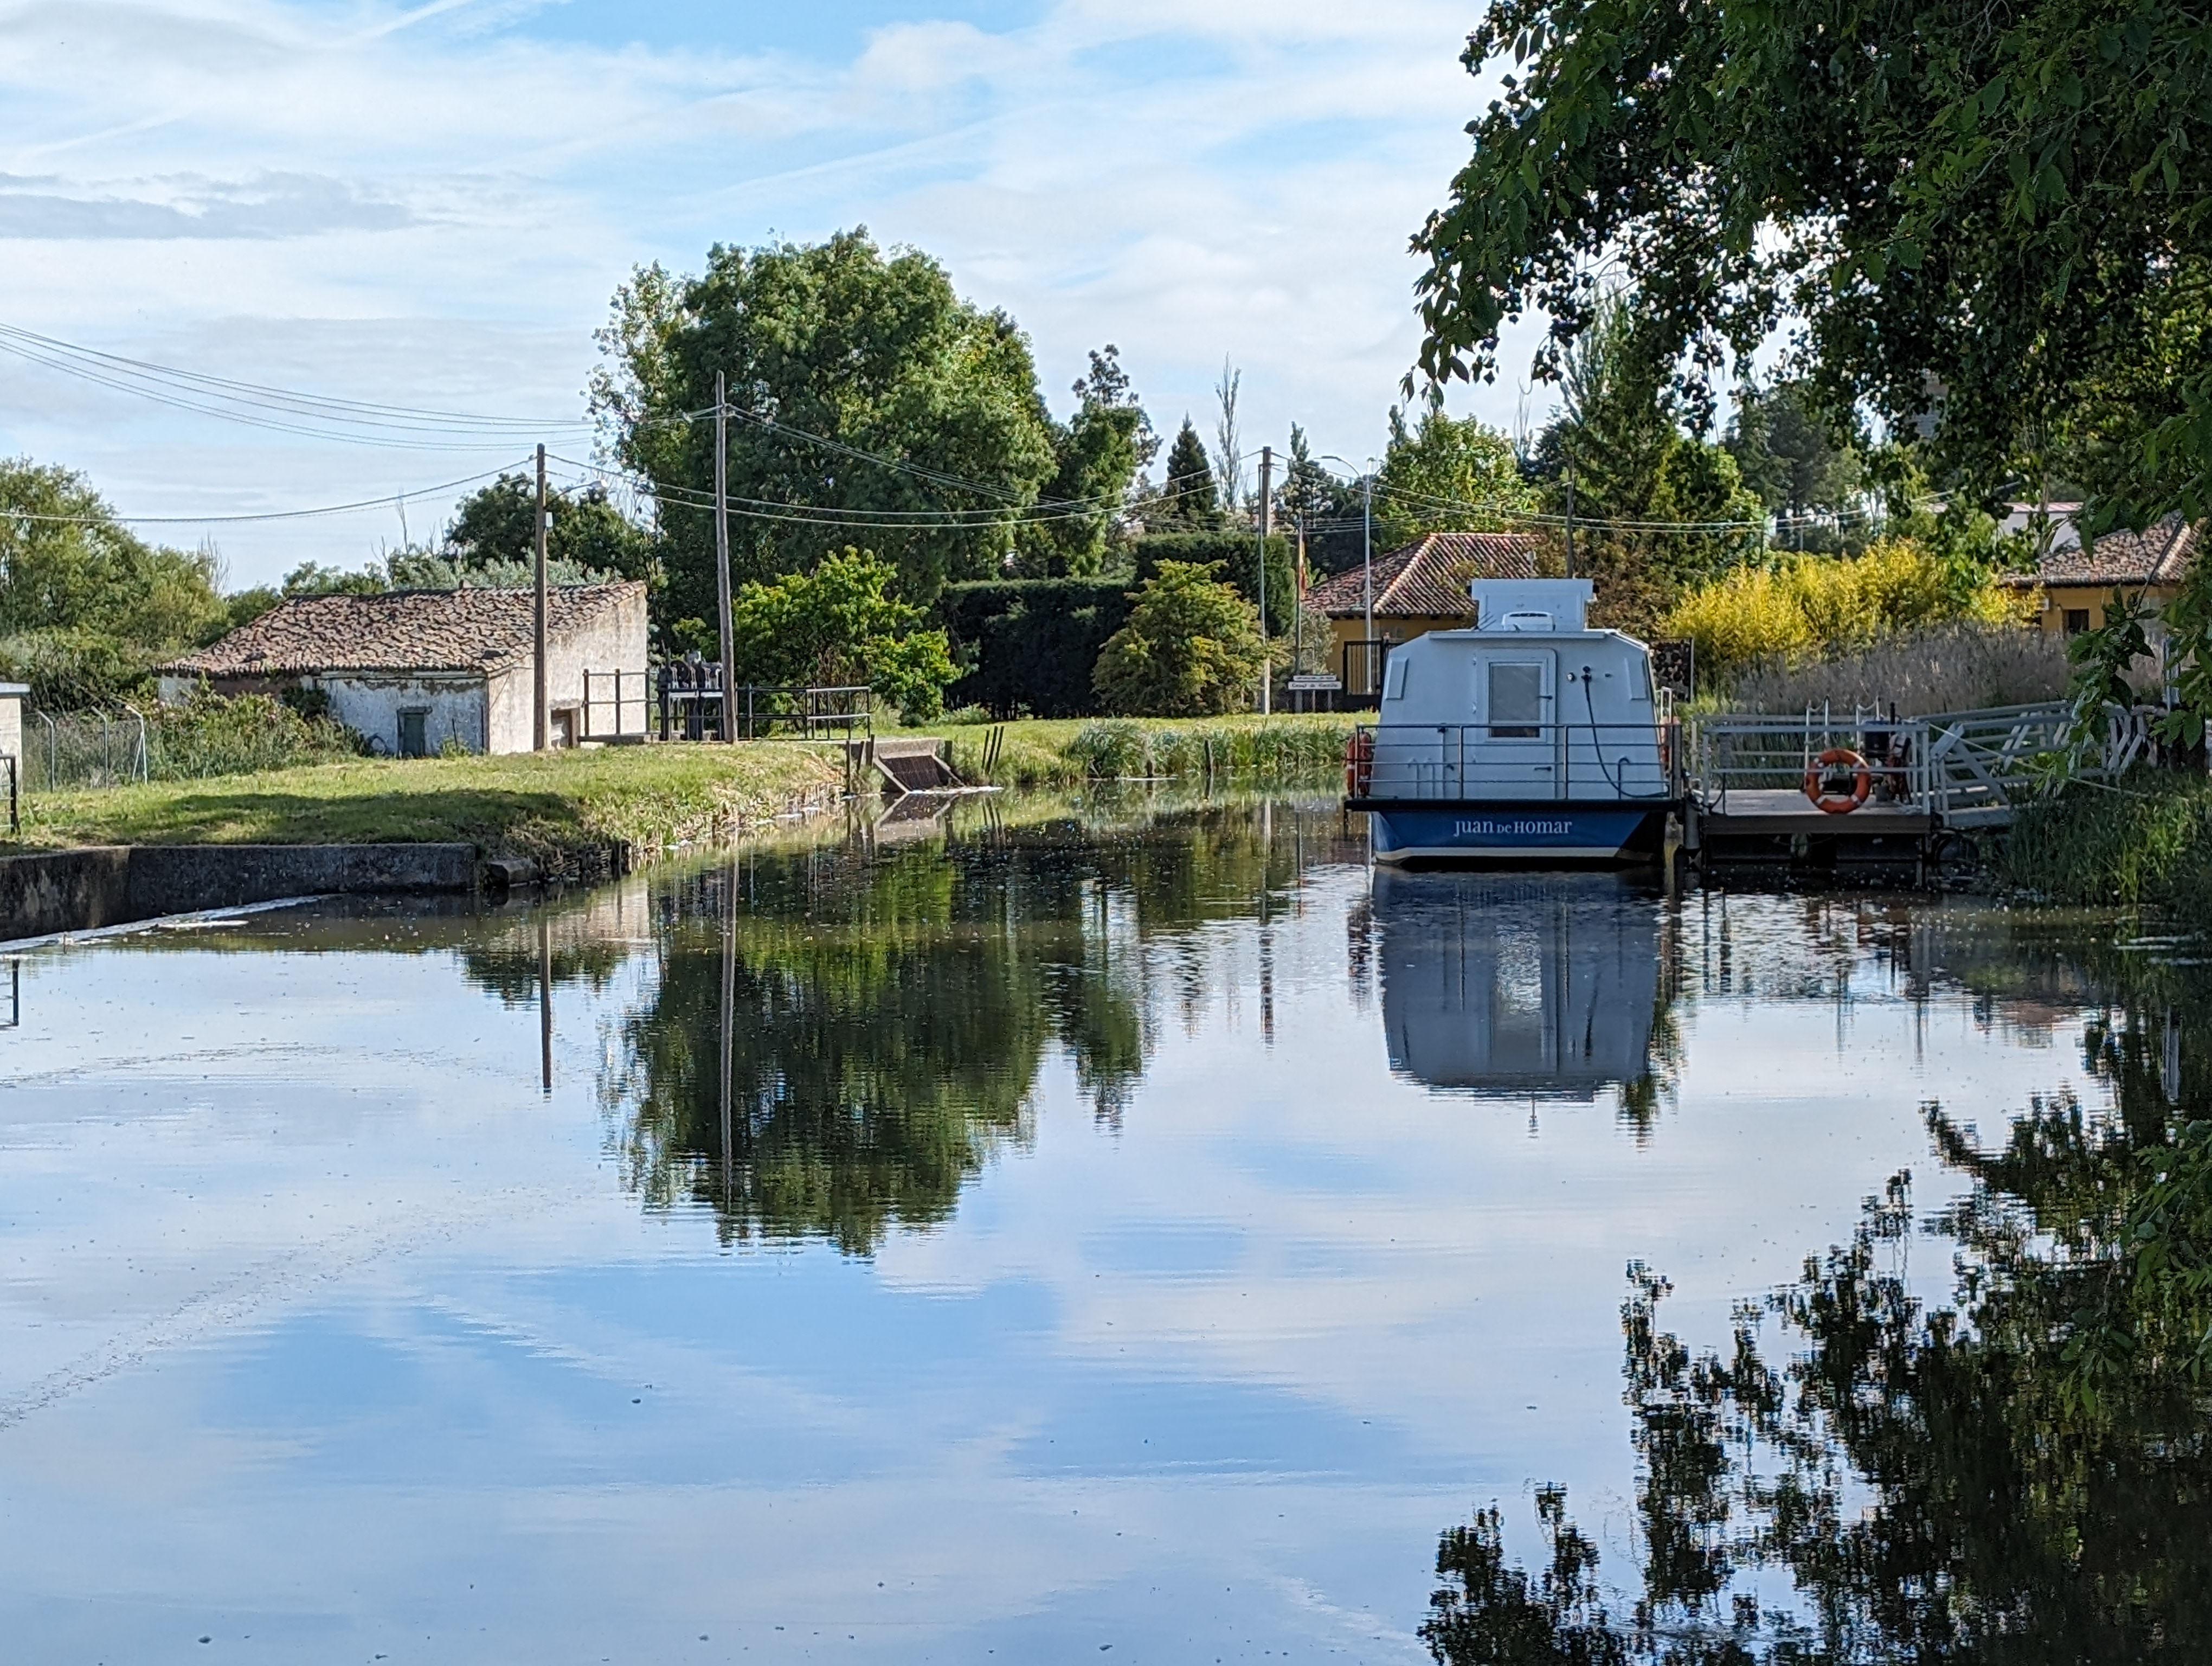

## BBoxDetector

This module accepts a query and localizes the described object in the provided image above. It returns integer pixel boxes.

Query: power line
[0,462,531,527]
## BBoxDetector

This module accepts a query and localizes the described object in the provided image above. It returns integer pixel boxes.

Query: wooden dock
[1688,789,1943,877]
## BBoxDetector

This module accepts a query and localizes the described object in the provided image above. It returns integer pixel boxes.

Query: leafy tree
[0,459,225,648]
[1278,422,1368,579]
[1424,932,2212,1663]
[446,473,658,583]
[1526,298,1765,628]
[1149,419,1224,531]
[727,548,956,720]
[1374,405,1539,547]
[1092,559,1268,716]
[591,230,1061,617]
[279,560,388,597]
[1725,381,1863,539]
[1408,0,2212,536]
[1015,345,1155,578]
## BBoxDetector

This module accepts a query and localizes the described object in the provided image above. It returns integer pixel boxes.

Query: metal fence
[23,708,150,792]
[1352,721,1685,803]
[1688,701,2122,825]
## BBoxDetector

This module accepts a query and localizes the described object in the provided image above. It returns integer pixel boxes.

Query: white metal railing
[1350,721,1683,803]
[1688,701,2127,825]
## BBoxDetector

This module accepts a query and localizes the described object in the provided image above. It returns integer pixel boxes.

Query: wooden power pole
[1256,444,1272,717]
[533,444,549,752]
[713,371,737,742]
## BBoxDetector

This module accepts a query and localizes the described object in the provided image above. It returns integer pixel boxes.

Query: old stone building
[157,583,648,756]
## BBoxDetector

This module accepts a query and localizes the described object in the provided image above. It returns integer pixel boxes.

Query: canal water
[0,796,2201,1662]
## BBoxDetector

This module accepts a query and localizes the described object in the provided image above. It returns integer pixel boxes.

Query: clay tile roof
[159,582,644,678]
[2002,514,2199,589]
[1305,531,1547,618]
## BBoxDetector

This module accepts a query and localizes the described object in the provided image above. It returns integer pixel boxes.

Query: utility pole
[1563,444,1577,581]
[1256,444,1272,717]
[533,444,549,752]
[713,371,737,743]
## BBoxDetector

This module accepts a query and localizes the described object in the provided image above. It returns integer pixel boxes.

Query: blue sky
[0,0,1547,585]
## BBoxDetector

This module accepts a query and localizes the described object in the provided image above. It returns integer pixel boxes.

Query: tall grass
[1064,720,1352,780]
[1725,621,2071,715]
[2004,772,2212,913]
[146,691,366,780]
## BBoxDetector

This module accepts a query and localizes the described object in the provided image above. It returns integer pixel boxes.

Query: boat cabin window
[1487,661,1544,738]
[1384,657,1408,701]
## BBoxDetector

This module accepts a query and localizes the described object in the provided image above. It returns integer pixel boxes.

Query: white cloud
[0,0,1539,583]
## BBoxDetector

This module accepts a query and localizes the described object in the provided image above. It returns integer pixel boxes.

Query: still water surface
[0,798,2199,1662]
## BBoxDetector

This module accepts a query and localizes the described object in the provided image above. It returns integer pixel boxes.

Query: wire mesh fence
[23,709,149,791]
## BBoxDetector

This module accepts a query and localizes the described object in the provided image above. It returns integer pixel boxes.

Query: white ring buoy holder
[1803,747,1872,815]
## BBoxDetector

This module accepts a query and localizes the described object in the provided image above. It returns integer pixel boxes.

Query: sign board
[1286,673,1342,691]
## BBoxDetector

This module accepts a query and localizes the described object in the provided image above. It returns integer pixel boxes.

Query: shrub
[145,687,366,780]
[1092,561,1269,717]
[1663,537,2030,684]
[728,548,955,721]
[1134,533,1297,636]
[937,579,1132,717]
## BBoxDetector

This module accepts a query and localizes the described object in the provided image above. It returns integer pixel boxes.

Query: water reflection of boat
[1372,870,1662,1100]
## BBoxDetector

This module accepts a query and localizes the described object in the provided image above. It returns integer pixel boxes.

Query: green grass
[2003,771,2212,915]
[8,743,845,878]
[906,712,1358,790]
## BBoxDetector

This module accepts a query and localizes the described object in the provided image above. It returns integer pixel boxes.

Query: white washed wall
[319,675,487,757]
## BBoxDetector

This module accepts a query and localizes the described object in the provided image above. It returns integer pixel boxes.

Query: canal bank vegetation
[2004,773,2212,913]
[914,712,1354,790]
[10,744,844,877]
[1663,536,2047,708]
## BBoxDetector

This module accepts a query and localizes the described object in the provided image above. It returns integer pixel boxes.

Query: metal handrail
[1688,702,2080,825]
[1351,720,1681,803]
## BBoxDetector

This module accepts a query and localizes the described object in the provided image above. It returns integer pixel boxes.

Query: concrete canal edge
[0,843,479,943]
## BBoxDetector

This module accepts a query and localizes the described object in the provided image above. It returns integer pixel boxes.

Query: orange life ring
[1345,729,1374,797]
[1803,747,1872,815]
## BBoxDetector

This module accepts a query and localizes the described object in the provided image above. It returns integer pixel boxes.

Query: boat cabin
[1350,579,1676,864]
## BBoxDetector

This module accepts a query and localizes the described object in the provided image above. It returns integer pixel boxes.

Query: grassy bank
[9,744,845,879]
[2003,772,2212,914]
[912,713,1356,790]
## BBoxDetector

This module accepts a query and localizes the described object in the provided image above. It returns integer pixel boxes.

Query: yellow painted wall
[2027,583,2179,635]
[1322,613,1468,692]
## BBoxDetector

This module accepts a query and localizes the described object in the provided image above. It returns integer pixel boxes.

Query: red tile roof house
[1306,531,1551,694]
[156,583,648,757]
[2001,514,2200,638]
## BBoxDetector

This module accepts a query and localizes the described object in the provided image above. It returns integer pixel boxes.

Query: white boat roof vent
[1471,578,1592,632]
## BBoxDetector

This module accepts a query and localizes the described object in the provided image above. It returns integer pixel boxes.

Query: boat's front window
[1487,661,1543,738]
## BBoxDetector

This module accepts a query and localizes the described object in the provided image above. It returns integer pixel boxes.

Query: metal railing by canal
[1347,721,1687,803]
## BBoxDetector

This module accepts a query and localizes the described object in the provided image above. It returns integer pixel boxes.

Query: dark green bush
[938,579,1133,718]
[1134,533,1296,636]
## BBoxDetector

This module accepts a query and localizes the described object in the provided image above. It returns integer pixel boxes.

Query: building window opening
[2063,608,2092,635]
[397,708,429,758]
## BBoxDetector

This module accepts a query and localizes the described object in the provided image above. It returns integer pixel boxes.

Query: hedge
[938,579,1133,718]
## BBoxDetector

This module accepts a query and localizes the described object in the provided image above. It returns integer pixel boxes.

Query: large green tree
[1015,345,1155,578]
[445,473,658,584]
[1148,418,1225,531]
[725,548,956,721]
[592,230,1062,618]
[1409,0,2212,533]
[1374,405,1540,547]
[0,458,228,706]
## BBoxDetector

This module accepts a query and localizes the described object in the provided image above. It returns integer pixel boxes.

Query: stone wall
[0,844,478,943]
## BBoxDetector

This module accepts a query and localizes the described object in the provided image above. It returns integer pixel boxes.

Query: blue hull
[1361,802,1669,866]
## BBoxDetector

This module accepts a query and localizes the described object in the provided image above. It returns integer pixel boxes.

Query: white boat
[1343,579,1680,865]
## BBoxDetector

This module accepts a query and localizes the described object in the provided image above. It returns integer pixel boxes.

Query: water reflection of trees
[1424,943,2212,1664]
[605,802,1354,1255]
